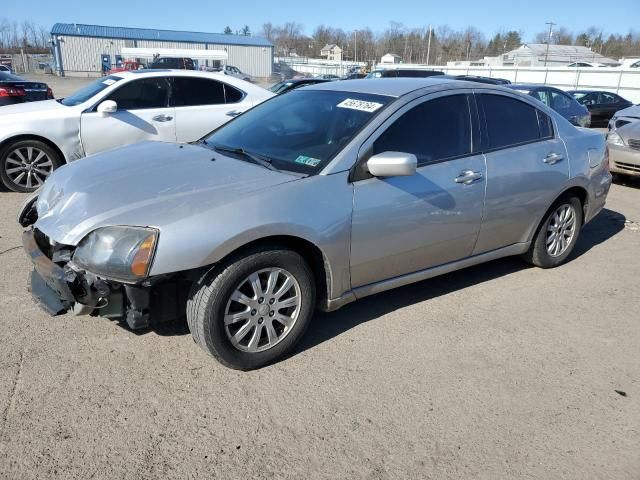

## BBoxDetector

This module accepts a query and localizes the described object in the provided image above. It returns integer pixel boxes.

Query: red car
[108,60,142,74]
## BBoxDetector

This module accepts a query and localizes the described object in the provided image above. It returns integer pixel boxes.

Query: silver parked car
[607,104,640,177]
[0,70,272,192]
[19,78,612,370]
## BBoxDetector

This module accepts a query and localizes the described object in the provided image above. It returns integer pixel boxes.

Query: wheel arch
[210,234,332,310]
[526,185,589,244]
[0,134,67,164]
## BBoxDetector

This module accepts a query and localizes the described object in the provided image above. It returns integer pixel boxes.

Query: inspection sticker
[295,155,321,167]
[102,79,117,86]
[337,98,383,113]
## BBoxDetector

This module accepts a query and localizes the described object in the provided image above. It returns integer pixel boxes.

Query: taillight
[0,86,26,97]
[46,87,54,99]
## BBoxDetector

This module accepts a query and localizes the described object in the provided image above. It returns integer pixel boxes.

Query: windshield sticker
[295,155,321,167]
[102,79,117,86]
[337,98,383,113]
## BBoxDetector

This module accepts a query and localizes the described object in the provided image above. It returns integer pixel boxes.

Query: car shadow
[148,208,626,355]
[612,174,640,190]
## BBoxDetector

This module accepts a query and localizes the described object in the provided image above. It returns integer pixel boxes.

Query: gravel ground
[0,172,639,478]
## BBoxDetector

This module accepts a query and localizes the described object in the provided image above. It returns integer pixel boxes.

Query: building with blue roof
[50,23,274,77]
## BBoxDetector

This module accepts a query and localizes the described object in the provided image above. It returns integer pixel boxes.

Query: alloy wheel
[546,204,577,257]
[224,268,301,353]
[4,146,54,189]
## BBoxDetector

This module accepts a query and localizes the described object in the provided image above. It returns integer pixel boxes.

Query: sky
[3,0,640,40]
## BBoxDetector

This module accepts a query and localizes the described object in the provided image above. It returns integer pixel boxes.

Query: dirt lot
[0,175,639,479]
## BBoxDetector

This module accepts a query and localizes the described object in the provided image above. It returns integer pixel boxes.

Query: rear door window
[373,94,472,165]
[106,77,170,110]
[479,94,544,150]
[172,77,226,106]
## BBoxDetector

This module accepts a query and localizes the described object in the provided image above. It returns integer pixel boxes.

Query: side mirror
[97,100,117,117]
[367,151,417,177]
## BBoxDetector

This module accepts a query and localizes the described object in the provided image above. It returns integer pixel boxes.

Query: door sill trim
[325,243,530,311]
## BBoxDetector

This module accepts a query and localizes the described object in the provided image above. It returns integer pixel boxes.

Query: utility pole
[354,30,357,63]
[426,25,432,66]
[544,21,555,67]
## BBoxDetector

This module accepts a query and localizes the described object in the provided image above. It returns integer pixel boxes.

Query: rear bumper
[23,229,74,315]
[609,145,640,176]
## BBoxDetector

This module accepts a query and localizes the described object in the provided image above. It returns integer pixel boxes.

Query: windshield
[0,72,24,81]
[203,90,392,174]
[571,92,588,100]
[60,75,122,106]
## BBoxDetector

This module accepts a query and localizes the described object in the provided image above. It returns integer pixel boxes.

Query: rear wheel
[187,248,315,370]
[523,196,583,268]
[0,139,62,192]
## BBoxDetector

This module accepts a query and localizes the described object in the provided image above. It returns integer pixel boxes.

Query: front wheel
[187,248,316,370]
[523,196,583,268]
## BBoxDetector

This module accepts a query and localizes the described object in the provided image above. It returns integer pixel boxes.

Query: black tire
[0,139,62,193]
[523,195,583,268]
[187,248,316,370]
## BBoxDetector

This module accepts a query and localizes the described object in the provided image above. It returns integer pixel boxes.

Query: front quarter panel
[0,103,83,162]
[149,172,354,300]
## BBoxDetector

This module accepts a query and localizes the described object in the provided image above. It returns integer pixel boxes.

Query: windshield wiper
[213,144,277,171]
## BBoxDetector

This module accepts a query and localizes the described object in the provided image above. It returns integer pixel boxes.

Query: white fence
[376,64,640,103]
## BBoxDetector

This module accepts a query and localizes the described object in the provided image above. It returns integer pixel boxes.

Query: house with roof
[500,44,619,67]
[320,44,342,62]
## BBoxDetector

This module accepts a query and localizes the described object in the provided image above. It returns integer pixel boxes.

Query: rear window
[480,94,545,150]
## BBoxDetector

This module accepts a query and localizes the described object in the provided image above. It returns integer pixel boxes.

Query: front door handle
[152,114,173,122]
[544,152,564,165]
[455,170,483,185]
[226,110,243,117]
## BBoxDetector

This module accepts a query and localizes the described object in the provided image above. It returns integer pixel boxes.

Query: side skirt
[322,242,530,312]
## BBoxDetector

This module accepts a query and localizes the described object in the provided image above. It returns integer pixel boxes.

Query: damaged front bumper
[22,228,178,330]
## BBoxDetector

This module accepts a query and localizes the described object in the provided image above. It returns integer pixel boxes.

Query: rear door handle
[455,170,483,185]
[226,110,243,117]
[152,114,173,122]
[544,152,564,165]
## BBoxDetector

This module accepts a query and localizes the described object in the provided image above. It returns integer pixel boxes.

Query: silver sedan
[19,78,612,369]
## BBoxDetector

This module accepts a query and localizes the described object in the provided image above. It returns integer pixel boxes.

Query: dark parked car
[366,69,445,78]
[343,73,367,80]
[0,72,53,106]
[568,90,633,128]
[148,57,195,70]
[269,78,331,95]
[454,75,511,85]
[506,84,590,127]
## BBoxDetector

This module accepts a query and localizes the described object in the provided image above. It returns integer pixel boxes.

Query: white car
[0,70,273,192]
[221,65,253,82]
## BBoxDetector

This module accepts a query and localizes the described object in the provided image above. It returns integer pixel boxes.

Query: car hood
[34,141,299,245]
[0,98,69,117]
[615,104,640,119]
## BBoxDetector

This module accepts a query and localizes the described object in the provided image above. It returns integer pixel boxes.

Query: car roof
[506,83,547,90]
[304,77,482,98]
[110,68,266,94]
